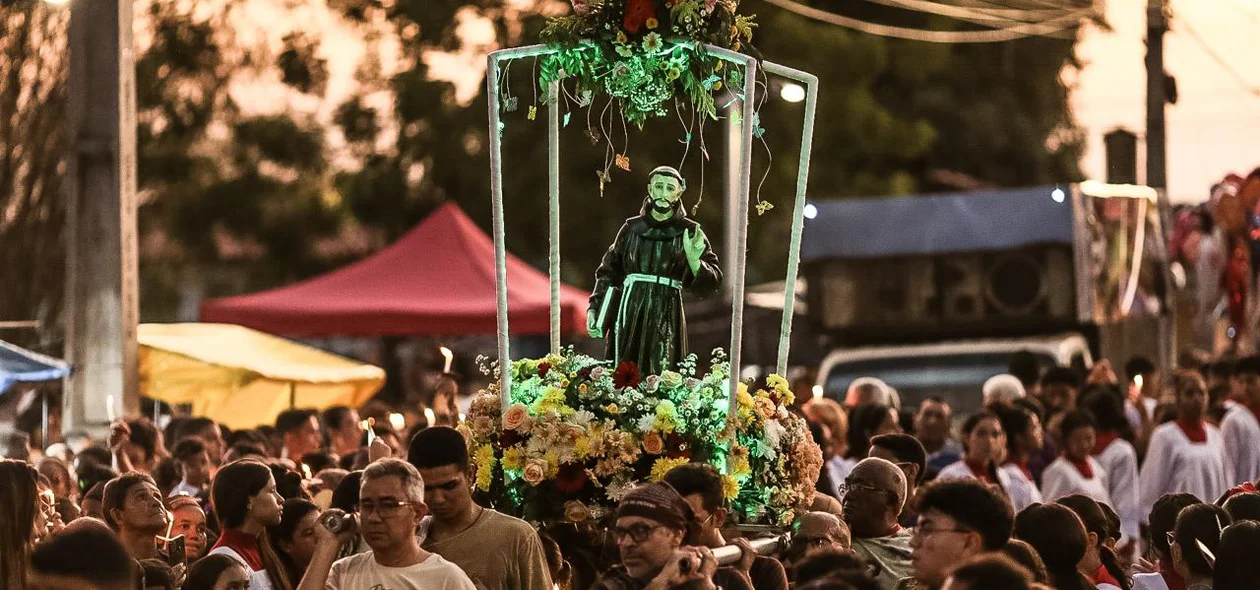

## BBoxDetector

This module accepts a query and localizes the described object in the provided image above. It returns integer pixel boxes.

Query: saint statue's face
[648,173,684,212]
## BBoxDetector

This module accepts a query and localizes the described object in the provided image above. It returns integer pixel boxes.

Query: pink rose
[642,432,664,455]
[503,403,531,431]
[523,460,547,485]
[564,500,591,523]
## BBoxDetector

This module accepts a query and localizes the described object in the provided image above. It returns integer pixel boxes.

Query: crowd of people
[3,350,1260,590]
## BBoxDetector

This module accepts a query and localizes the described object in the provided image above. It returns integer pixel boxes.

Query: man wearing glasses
[899,479,1013,590]
[842,458,913,589]
[592,482,722,590]
[298,459,476,590]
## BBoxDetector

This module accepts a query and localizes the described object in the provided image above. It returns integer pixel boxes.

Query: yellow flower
[666,67,681,81]
[712,80,723,91]
[722,475,740,500]
[573,435,592,459]
[502,447,524,470]
[473,445,496,491]
[616,31,628,44]
[732,41,741,51]
[603,403,621,414]
[715,61,724,71]
[649,457,691,482]
[646,17,659,29]
[766,374,789,392]
[737,384,754,408]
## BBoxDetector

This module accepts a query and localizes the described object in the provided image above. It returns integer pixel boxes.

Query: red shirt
[1092,430,1121,456]
[1092,565,1121,588]
[210,528,264,571]
[1159,558,1187,590]
[965,459,994,484]
[1068,456,1094,479]
[1176,419,1207,444]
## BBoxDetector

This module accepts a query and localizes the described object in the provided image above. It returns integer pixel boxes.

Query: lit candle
[423,407,436,426]
[389,412,406,431]
[106,395,116,422]
[1134,374,1144,390]
[361,419,376,445]
[301,463,313,480]
[458,413,466,423]
[440,346,454,374]
[812,385,823,401]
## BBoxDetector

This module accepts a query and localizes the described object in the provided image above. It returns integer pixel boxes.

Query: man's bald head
[798,511,851,550]
[850,457,907,511]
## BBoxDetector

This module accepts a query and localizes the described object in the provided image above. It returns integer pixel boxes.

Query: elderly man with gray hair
[298,459,476,590]
[841,457,913,589]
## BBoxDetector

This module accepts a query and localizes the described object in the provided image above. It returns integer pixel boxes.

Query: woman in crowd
[1133,493,1199,590]
[1080,385,1141,543]
[209,459,291,590]
[1139,371,1231,520]
[1055,495,1130,590]
[268,498,320,586]
[37,457,77,504]
[1041,411,1112,507]
[183,553,252,590]
[844,404,900,465]
[1214,521,1260,590]
[1171,503,1231,590]
[1,459,39,590]
[936,411,1011,496]
[1013,503,1095,590]
[168,494,211,562]
[805,398,851,497]
[994,402,1044,512]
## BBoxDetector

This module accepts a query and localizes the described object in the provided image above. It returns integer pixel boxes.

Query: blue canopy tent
[0,339,69,394]
[1,340,69,448]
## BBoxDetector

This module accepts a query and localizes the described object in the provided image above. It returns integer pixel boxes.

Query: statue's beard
[652,198,676,213]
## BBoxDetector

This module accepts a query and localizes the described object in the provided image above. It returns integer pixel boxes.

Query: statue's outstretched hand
[586,308,603,339]
[683,227,706,272]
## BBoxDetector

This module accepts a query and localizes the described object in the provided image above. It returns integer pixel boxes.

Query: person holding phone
[168,495,210,562]
[296,459,475,590]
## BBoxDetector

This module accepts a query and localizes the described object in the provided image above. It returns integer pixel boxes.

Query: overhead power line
[759,0,1090,43]
[1179,18,1260,97]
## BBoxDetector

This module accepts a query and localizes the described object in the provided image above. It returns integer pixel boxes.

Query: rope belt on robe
[615,272,682,362]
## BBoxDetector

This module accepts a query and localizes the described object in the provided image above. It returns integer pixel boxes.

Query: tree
[134,0,363,319]
[0,1,68,351]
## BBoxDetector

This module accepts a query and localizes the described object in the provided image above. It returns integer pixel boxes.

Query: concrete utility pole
[63,0,139,436]
[1145,0,1169,190]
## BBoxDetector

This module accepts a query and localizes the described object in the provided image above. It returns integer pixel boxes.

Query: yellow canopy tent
[139,323,385,429]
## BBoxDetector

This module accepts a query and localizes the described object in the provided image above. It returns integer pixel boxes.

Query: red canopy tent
[200,203,590,336]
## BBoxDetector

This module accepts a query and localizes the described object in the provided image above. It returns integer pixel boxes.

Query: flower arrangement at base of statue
[464,348,822,528]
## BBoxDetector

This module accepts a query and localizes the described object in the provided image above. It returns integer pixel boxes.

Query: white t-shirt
[326,551,477,590]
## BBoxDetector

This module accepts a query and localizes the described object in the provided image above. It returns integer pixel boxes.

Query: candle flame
[302,463,313,480]
[458,413,466,423]
[1134,374,1144,389]
[424,407,436,425]
[812,385,823,400]
[389,412,406,431]
[440,346,454,373]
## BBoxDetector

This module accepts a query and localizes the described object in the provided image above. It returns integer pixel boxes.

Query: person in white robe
[935,411,1013,500]
[993,402,1044,513]
[1222,356,1260,485]
[1040,411,1112,510]
[1138,371,1232,519]
[1080,385,1142,542]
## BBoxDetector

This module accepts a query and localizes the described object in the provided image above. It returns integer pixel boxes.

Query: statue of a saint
[587,166,722,374]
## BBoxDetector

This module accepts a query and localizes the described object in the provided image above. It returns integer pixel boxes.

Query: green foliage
[0,2,67,350]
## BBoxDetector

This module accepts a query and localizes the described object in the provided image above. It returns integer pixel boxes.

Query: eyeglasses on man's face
[359,498,414,517]
[612,523,664,543]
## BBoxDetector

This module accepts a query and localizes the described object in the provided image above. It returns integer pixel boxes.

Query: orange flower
[642,431,665,454]
[646,17,659,29]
